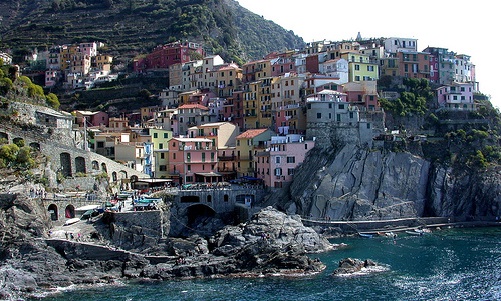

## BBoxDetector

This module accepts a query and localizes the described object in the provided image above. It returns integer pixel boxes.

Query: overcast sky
[237,0,499,109]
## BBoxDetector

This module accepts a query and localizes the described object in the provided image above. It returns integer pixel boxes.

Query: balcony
[218,155,235,161]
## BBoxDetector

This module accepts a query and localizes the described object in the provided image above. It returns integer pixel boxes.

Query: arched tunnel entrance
[179,204,225,237]
[186,204,216,225]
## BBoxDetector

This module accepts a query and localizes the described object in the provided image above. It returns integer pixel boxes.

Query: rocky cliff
[275,143,501,221]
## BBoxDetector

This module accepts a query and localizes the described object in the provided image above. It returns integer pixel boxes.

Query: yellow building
[341,52,379,82]
[242,59,272,83]
[243,81,259,129]
[59,45,80,71]
[216,63,243,98]
[92,54,113,69]
[235,128,275,177]
[258,77,273,129]
[150,128,173,178]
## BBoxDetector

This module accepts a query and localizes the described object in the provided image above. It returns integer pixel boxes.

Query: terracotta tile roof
[178,104,209,110]
[236,128,268,139]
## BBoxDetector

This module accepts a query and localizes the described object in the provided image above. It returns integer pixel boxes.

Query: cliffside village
[0,35,479,189]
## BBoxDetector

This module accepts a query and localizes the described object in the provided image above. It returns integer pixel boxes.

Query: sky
[236,0,499,109]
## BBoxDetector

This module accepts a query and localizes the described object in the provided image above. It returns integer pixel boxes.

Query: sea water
[33,227,501,301]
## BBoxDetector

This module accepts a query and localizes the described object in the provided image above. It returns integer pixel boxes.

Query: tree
[46,92,60,109]
[0,144,19,167]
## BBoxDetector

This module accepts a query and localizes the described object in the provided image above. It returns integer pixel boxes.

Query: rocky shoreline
[2,178,500,300]
[0,184,336,300]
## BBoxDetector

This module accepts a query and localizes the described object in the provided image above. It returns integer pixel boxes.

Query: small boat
[406,229,425,236]
[359,233,375,238]
[64,217,80,226]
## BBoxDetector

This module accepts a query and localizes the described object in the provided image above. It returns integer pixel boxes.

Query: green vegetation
[0,66,62,110]
[46,93,61,109]
[378,77,435,117]
[0,141,37,169]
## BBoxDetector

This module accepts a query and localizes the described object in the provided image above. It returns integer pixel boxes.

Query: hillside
[0,0,305,64]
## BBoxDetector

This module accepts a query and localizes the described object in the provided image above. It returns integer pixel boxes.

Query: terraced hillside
[0,0,305,64]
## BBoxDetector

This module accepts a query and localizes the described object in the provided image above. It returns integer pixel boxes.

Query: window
[286,156,295,163]
[317,112,322,119]
[338,104,345,110]
[187,153,191,162]
[160,153,165,159]
[275,156,281,164]
[288,168,294,176]
[187,164,191,171]
[274,168,282,176]
[202,153,205,162]
[154,133,158,138]
[173,153,176,159]
[159,143,163,149]
[164,133,168,138]
[355,64,360,70]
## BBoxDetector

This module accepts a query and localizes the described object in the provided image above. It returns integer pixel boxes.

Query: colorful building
[255,134,315,188]
[235,128,275,177]
[436,82,476,110]
[149,128,173,178]
[168,137,219,184]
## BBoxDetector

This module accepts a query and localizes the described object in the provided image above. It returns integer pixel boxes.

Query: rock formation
[274,143,501,221]
[332,258,379,276]
[0,182,331,299]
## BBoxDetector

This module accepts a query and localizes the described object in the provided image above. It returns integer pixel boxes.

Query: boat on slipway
[64,217,80,226]
[358,233,375,238]
[405,228,431,236]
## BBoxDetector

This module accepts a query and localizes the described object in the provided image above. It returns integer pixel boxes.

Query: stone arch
[0,131,8,141]
[13,137,25,147]
[101,162,107,173]
[60,152,72,177]
[91,160,99,170]
[186,204,216,225]
[65,204,75,218]
[119,170,128,179]
[48,204,58,221]
[112,171,117,182]
[29,142,40,151]
[75,156,86,174]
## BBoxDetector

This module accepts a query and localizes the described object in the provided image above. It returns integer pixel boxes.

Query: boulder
[332,258,377,275]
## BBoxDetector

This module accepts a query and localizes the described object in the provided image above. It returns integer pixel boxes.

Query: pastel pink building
[255,134,315,188]
[436,82,476,110]
[45,70,60,88]
[73,110,109,127]
[168,137,220,185]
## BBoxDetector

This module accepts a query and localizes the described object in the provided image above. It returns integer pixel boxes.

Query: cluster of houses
[4,42,116,90]
[1,34,480,188]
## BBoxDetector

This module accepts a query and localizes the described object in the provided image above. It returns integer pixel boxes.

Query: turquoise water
[34,227,501,301]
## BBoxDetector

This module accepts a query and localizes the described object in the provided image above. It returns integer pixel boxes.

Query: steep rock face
[283,144,501,220]
[428,166,501,217]
[288,144,429,220]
